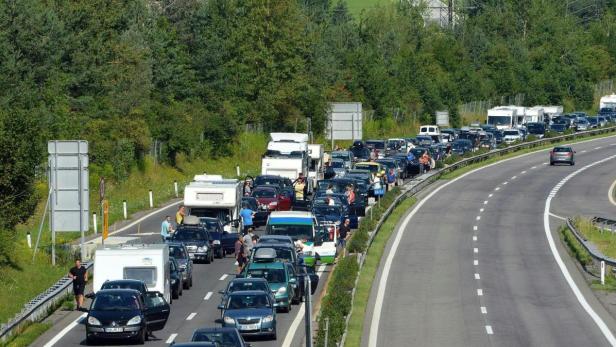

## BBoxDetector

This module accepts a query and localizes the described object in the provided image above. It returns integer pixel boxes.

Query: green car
[242,262,299,313]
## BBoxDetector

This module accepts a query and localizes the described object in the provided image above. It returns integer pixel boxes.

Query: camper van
[183,175,242,231]
[487,107,518,130]
[307,144,324,191]
[262,133,312,193]
[93,244,171,303]
[600,94,616,109]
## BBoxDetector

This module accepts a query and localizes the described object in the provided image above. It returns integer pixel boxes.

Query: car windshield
[354,164,378,173]
[411,148,427,157]
[253,189,276,198]
[228,281,269,293]
[253,247,294,262]
[330,161,345,168]
[199,219,221,233]
[174,229,208,241]
[100,282,142,292]
[227,294,271,309]
[526,124,544,133]
[313,205,342,215]
[169,246,187,259]
[92,292,140,311]
[365,141,385,149]
[553,147,572,152]
[246,268,287,284]
[266,224,313,241]
[192,331,241,347]
[254,177,282,186]
[487,116,511,125]
[504,130,519,136]
[588,118,598,124]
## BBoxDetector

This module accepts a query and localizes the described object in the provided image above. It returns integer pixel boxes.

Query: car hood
[224,308,274,319]
[89,309,141,325]
[181,240,207,247]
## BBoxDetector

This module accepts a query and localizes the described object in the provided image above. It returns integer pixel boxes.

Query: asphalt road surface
[364,136,616,347]
[35,201,331,347]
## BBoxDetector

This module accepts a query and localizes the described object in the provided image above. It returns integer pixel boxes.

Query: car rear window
[553,147,572,152]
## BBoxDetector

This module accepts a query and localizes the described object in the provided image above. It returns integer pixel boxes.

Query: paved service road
[35,201,331,347]
[364,136,616,347]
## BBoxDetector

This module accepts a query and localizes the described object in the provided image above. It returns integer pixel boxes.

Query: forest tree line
[1,0,615,253]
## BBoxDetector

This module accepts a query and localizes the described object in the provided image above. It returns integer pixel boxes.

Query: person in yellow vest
[294,174,306,201]
[176,205,185,225]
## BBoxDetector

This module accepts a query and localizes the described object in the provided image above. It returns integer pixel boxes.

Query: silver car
[550,146,575,166]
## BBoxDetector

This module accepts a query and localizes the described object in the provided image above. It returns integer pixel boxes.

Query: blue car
[219,291,277,340]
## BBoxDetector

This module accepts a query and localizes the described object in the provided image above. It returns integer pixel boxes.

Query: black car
[350,146,371,161]
[170,257,183,299]
[99,279,148,296]
[171,224,215,264]
[85,289,170,345]
[550,123,567,133]
[168,242,194,289]
[199,217,235,258]
[191,327,250,347]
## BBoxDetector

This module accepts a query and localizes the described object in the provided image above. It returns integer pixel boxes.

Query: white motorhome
[261,132,312,193]
[524,106,545,124]
[536,105,563,121]
[600,94,616,109]
[307,144,324,189]
[487,107,518,130]
[93,244,171,303]
[183,176,241,230]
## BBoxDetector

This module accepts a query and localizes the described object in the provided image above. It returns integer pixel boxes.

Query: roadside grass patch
[575,217,616,260]
[345,197,416,347]
[0,322,51,347]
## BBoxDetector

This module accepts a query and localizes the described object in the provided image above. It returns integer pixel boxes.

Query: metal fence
[338,125,616,346]
[567,218,616,268]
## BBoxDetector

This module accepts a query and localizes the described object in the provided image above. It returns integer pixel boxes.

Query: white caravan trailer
[183,177,241,230]
[487,107,518,130]
[600,94,616,109]
[93,244,171,303]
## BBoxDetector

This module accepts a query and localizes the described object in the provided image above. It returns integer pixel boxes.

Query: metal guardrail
[0,261,92,341]
[567,218,616,268]
[338,125,616,346]
[2,125,616,344]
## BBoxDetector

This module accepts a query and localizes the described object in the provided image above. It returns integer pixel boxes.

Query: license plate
[105,327,123,333]
[240,324,259,331]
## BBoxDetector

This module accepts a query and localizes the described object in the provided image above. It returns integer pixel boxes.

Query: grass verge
[441,129,616,180]
[0,322,52,347]
[344,197,416,347]
[575,217,616,260]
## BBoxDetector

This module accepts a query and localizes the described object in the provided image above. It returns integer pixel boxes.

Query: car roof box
[253,247,277,261]
[183,215,200,225]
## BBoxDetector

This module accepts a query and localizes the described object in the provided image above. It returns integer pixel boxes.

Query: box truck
[93,244,171,303]
[261,133,312,193]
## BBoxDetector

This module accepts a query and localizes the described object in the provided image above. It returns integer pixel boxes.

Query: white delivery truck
[307,144,324,190]
[487,107,518,130]
[93,244,171,303]
[600,94,616,109]
[261,133,312,193]
[183,176,241,231]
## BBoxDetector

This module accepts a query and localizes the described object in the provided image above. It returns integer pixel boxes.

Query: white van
[418,125,440,136]
[93,244,171,303]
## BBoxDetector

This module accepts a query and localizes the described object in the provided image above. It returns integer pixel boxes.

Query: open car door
[144,292,170,332]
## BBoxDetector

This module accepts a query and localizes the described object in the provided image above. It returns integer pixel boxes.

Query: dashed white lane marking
[521,170,527,174]
[531,166,537,169]
[43,313,87,347]
[486,325,494,335]
[544,154,616,346]
[503,181,508,185]
[166,333,178,344]
[475,273,480,280]
[477,289,483,296]
[476,216,481,220]
[481,306,487,314]
[480,208,484,212]
[473,226,478,231]
[489,194,493,197]
[543,162,549,165]
[582,150,588,153]
[511,175,517,180]
[219,274,228,281]
[473,236,477,241]
[474,248,478,253]
[474,260,479,266]
[483,200,488,205]
[186,312,197,320]
[204,291,213,300]
[495,187,500,191]
[596,146,602,150]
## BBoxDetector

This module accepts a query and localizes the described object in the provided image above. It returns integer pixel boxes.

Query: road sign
[103,200,109,240]
[325,102,363,141]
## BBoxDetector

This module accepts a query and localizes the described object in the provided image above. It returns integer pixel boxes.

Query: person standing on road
[239,204,255,234]
[243,180,252,196]
[338,219,351,249]
[175,205,185,225]
[161,216,174,241]
[243,228,255,257]
[325,184,334,195]
[294,175,306,201]
[386,168,396,191]
[69,259,88,311]
[345,185,355,205]
[235,235,246,274]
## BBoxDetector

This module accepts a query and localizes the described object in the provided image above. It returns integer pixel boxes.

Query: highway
[364,136,616,347]
[35,201,330,347]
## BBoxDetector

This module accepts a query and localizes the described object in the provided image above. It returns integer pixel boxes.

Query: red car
[251,186,292,211]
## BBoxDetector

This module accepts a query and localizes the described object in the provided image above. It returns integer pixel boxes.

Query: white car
[503,129,522,144]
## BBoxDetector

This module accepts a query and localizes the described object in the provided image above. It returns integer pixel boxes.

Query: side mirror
[218,290,225,295]
[85,292,96,299]
[289,278,297,284]
[271,289,277,293]
[217,304,225,310]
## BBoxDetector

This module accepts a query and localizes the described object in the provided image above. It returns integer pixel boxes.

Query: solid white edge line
[367,134,616,347]
[109,201,182,237]
[609,179,616,207]
[166,333,178,344]
[43,313,87,347]
[204,291,213,300]
[219,274,228,281]
[186,312,197,321]
[544,154,616,346]
[281,265,326,347]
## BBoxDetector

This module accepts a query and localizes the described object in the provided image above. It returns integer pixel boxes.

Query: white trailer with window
[307,144,324,190]
[487,107,518,130]
[183,176,241,230]
[600,94,616,109]
[93,244,171,303]
[524,106,545,124]
[261,133,312,193]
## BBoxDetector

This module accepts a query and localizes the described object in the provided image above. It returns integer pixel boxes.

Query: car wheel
[172,288,179,299]
[179,285,183,296]
[550,161,554,166]
[134,328,145,345]
[190,276,193,287]
[272,331,277,340]
[205,254,211,264]
[183,279,189,290]
[571,161,575,166]
[85,335,95,345]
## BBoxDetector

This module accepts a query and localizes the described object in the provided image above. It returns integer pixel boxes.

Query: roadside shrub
[561,225,593,267]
